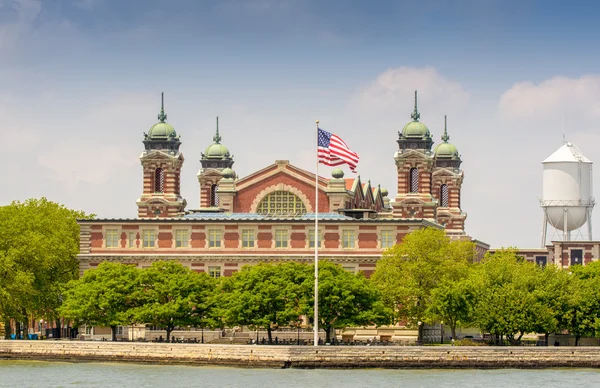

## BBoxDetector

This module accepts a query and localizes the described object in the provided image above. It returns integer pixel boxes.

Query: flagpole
[314,119,319,347]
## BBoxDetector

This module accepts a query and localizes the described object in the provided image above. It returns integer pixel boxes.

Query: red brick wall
[235,172,329,213]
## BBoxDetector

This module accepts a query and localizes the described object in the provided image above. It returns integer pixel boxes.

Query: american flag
[318,128,359,173]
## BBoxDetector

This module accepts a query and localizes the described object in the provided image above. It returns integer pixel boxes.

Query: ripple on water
[0,361,600,388]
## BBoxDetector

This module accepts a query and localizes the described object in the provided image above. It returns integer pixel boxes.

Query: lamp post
[440,321,444,345]
[297,323,301,346]
[201,326,204,344]
[417,321,423,346]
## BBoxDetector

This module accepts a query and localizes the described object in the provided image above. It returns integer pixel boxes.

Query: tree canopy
[372,227,476,343]
[59,262,139,341]
[0,198,93,337]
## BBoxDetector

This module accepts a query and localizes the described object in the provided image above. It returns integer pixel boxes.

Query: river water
[1,361,599,388]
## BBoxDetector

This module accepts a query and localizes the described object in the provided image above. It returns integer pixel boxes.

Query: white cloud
[37,141,137,187]
[349,67,470,116]
[499,75,600,121]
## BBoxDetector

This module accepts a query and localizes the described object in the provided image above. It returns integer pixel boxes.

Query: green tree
[372,228,476,344]
[59,262,139,341]
[471,249,550,345]
[0,252,34,339]
[565,261,600,345]
[219,262,310,344]
[130,261,215,342]
[533,265,574,345]
[305,261,390,343]
[0,198,93,337]
[427,276,476,340]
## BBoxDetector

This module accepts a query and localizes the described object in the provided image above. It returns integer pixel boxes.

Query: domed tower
[392,91,436,220]
[432,116,466,235]
[197,117,235,208]
[136,93,187,218]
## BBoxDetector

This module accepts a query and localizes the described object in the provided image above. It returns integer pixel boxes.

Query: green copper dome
[434,142,459,158]
[205,143,230,159]
[434,116,460,159]
[221,168,235,179]
[399,91,432,141]
[148,121,177,139]
[401,121,431,139]
[143,93,181,153]
[202,116,233,160]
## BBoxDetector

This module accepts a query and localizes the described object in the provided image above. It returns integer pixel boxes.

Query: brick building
[77,92,488,276]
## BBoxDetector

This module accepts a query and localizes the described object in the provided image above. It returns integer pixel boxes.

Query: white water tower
[541,142,594,246]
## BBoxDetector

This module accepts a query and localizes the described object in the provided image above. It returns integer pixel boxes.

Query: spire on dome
[441,115,449,142]
[213,116,222,144]
[410,90,420,122]
[157,92,167,123]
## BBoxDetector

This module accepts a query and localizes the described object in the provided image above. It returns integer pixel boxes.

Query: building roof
[77,214,442,227]
[543,142,592,164]
[183,212,353,220]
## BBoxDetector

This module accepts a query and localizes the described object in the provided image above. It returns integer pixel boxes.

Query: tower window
[409,168,419,193]
[440,184,449,207]
[154,168,164,193]
[210,184,219,207]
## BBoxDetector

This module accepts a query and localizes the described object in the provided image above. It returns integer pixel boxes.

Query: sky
[2,0,600,248]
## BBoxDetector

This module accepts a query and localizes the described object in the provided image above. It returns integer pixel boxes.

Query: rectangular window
[208,265,221,278]
[105,229,119,248]
[85,326,92,335]
[342,230,355,249]
[275,229,288,248]
[142,229,156,248]
[241,229,255,248]
[128,232,136,248]
[342,265,355,273]
[175,229,189,248]
[571,249,583,266]
[208,229,222,248]
[380,230,395,249]
[116,326,124,336]
[535,256,547,267]
[308,229,321,248]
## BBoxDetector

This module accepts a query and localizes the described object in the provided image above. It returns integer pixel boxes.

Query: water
[1,361,599,388]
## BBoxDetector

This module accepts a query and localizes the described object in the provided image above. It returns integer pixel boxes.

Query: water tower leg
[541,210,548,248]
[563,207,569,241]
[588,207,593,241]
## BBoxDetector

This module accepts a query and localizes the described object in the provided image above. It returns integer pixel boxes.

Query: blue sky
[2,0,600,248]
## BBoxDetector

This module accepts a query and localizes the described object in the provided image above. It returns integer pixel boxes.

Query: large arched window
[154,168,164,193]
[409,168,419,193]
[257,191,307,215]
[440,184,449,207]
[210,184,219,207]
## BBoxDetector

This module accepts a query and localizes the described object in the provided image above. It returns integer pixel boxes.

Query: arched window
[257,191,307,215]
[154,168,164,193]
[409,168,419,193]
[210,184,219,207]
[440,184,449,207]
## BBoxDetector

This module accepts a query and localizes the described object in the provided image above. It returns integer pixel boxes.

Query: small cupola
[397,90,433,151]
[433,115,462,168]
[143,92,181,154]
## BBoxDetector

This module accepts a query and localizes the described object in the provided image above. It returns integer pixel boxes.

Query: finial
[213,116,222,144]
[411,90,420,121]
[441,115,449,142]
[157,92,167,122]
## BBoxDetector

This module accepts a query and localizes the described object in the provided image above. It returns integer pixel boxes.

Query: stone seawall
[1,341,600,369]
